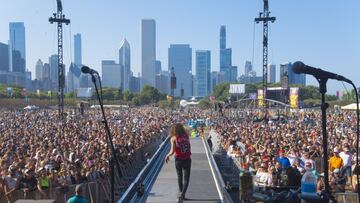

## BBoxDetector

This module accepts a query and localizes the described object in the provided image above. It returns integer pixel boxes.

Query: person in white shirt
[256,163,272,186]
[339,147,352,183]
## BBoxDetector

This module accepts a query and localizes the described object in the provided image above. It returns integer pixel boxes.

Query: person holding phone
[166,123,191,203]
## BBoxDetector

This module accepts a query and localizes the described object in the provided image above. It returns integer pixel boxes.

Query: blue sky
[0,0,359,93]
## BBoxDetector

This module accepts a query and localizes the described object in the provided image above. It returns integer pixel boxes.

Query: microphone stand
[315,77,336,203]
[90,73,122,203]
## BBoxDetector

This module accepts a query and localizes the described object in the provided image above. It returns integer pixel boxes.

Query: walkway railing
[202,135,234,203]
[118,135,170,203]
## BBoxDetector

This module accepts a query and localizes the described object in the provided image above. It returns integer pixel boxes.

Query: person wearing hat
[328,148,343,172]
[67,183,88,203]
[329,168,346,192]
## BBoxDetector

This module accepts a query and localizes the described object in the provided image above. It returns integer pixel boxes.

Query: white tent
[341,103,358,110]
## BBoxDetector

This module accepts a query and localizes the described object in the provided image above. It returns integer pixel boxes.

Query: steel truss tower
[49,0,70,117]
[255,0,276,108]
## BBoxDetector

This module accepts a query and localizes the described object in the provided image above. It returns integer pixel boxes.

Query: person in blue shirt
[277,150,291,169]
[67,184,88,203]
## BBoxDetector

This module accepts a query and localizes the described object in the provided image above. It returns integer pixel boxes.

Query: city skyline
[0,1,359,93]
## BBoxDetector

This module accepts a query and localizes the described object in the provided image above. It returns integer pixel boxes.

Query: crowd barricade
[0,181,108,203]
[334,193,358,203]
[0,133,166,203]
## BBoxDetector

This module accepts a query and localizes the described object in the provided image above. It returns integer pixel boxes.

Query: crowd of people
[0,107,183,202]
[1,104,359,201]
[214,109,359,193]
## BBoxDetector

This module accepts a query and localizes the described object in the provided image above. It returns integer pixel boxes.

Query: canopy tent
[341,103,358,110]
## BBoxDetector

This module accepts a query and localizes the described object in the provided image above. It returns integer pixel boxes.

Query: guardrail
[118,135,170,203]
[334,193,358,203]
[201,135,234,203]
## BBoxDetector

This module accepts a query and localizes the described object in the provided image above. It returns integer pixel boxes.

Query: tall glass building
[0,43,9,72]
[141,19,156,89]
[119,38,131,90]
[9,22,26,73]
[168,44,192,98]
[195,50,211,97]
[102,60,121,88]
[280,62,305,85]
[267,64,276,83]
[35,59,43,81]
[49,54,59,90]
[74,34,82,66]
[219,26,232,82]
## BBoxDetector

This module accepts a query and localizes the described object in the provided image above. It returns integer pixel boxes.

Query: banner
[257,89,264,107]
[289,87,299,109]
[249,93,257,100]
[229,84,245,94]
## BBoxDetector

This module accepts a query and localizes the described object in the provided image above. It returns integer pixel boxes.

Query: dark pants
[175,158,191,197]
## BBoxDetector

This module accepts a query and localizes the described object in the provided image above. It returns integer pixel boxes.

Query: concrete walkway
[146,138,222,203]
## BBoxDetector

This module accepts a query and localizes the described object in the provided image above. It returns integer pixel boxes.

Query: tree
[212,83,230,101]
[198,99,212,109]
[138,85,165,105]
[123,90,134,102]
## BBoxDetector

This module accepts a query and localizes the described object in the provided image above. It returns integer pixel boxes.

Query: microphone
[81,66,98,75]
[292,61,351,83]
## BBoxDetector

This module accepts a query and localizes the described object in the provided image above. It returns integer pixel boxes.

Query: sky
[0,0,359,94]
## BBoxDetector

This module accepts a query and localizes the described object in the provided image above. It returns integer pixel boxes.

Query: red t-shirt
[174,135,191,160]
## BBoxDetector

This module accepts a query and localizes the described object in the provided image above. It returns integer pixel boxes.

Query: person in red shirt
[166,123,192,202]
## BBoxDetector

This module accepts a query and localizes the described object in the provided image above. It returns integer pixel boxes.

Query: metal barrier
[202,135,234,203]
[334,193,359,203]
[1,135,166,203]
[2,181,107,203]
[118,135,170,203]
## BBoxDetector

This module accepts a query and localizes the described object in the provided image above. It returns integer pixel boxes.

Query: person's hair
[170,123,187,137]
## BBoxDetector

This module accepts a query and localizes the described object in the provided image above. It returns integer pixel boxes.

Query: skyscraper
[229,66,238,82]
[35,59,43,81]
[42,63,51,90]
[155,60,161,75]
[220,26,226,49]
[219,26,232,82]
[280,62,305,86]
[168,44,192,98]
[244,61,252,76]
[155,71,170,94]
[42,63,50,81]
[67,63,81,93]
[102,60,122,88]
[267,64,276,83]
[141,19,156,88]
[0,43,9,72]
[195,50,211,97]
[49,54,59,89]
[211,71,225,91]
[119,38,131,90]
[74,33,82,66]
[9,22,25,73]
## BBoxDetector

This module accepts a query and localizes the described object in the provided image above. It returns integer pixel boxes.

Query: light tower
[255,0,276,108]
[49,0,70,117]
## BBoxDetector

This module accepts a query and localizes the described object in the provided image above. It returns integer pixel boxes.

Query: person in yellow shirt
[329,148,343,172]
